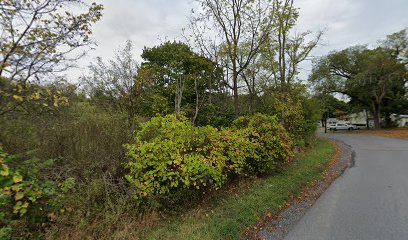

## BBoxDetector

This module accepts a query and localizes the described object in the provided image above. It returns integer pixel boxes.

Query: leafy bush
[125,115,226,206]
[125,114,292,207]
[0,146,74,239]
[296,120,318,147]
[231,114,293,174]
[258,85,320,146]
[195,103,235,128]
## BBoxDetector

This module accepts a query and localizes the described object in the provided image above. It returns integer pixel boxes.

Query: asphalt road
[285,134,408,240]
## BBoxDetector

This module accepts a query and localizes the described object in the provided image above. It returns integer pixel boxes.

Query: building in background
[391,114,408,128]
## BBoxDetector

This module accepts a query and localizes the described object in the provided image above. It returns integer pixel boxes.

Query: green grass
[141,138,335,240]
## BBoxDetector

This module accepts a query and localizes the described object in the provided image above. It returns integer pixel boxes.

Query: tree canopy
[310,46,408,128]
[0,0,103,82]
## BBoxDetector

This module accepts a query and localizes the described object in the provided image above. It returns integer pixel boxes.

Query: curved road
[285,134,408,240]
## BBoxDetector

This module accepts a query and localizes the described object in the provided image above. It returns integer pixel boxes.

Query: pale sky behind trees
[70,0,408,81]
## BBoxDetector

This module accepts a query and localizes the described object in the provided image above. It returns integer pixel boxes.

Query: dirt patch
[244,139,353,240]
[351,128,408,140]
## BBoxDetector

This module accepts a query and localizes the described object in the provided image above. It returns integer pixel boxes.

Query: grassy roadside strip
[141,138,335,240]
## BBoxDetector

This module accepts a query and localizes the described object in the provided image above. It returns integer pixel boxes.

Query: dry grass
[351,128,408,140]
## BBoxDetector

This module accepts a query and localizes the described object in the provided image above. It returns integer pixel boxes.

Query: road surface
[285,134,408,240]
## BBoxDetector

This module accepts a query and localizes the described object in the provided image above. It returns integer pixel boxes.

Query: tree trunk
[372,104,381,129]
[175,75,185,120]
[233,84,239,116]
[192,78,199,124]
[232,69,239,117]
[384,111,392,128]
[208,70,212,105]
[365,110,370,130]
[248,93,253,114]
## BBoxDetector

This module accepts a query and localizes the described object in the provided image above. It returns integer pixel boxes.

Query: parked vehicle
[328,123,336,130]
[352,124,367,130]
[329,123,356,131]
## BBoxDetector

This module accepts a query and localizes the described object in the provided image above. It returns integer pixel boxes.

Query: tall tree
[310,46,407,129]
[381,28,408,66]
[0,0,103,83]
[261,0,322,88]
[82,41,141,119]
[141,41,217,121]
[191,0,274,116]
[0,0,102,117]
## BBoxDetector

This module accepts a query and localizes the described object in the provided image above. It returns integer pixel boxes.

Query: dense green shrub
[195,103,235,128]
[125,114,292,206]
[258,85,320,146]
[231,114,293,174]
[0,146,74,239]
[125,115,228,205]
[296,120,318,147]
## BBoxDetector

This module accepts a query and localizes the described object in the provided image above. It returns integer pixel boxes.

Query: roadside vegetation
[0,0,406,239]
[140,139,334,240]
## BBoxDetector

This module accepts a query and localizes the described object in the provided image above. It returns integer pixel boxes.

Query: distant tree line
[311,29,408,129]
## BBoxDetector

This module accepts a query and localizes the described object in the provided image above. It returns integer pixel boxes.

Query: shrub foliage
[231,114,293,173]
[125,114,292,206]
[0,147,75,239]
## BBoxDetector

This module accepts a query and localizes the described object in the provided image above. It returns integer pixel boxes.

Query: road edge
[245,138,354,240]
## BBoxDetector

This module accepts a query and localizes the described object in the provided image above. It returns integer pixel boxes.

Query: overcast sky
[70,0,408,81]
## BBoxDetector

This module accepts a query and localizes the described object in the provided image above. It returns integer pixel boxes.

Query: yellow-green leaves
[59,177,75,193]
[125,114,293,207]
[1,164,9,176]
[13,173,23,183]
[0,146,75,221]
[13,201,29,216]
[12,95,24,102]
[1,79,70,116]
[15,192,25,201]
